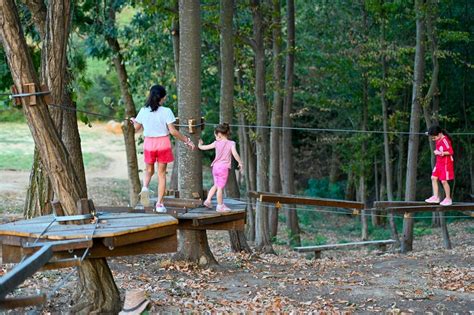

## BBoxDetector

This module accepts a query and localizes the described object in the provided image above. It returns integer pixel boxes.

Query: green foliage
[304,178,345,200]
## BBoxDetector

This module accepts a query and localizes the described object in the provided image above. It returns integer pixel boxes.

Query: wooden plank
[248,191,277,199]
[381,204,474,213]
[1,244,22,263]
[374,201,426,209]
[163,197,203,208]
[259,194,364,210]
[87,234,177,259]
[22,239,93,254]
[0,294,46,309]
[191,212,246,227]
[95,206,134,213]
[178,219,245,231]
[41,258,81,271]
[294,240,396,253]
[102,225,176,248]
[0,244,53,299]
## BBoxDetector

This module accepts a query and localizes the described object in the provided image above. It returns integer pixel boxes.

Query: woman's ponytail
[145,85,167,112]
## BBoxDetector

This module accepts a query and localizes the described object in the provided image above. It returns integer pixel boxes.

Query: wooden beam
[259,194,364,210]
[0,294,46,309]
[190,212,246,227]
[380,204,474,213]
[0,244,53,299]
[294,239,396,253]
[22,239,93,254]
[41,258,81,271]
[178,218,245,231]
[102,225,176,249]
[374,201,426,209]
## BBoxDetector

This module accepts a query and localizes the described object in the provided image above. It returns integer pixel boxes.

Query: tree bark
[174,0,217,265]
[268,0,283,239]
[0,1,119,312]
[251,0,274,253]
[402,0,426,253]
[106,5,141,207]
[241,114,256,241]
[360,72,369,240]
[281,0,301,247]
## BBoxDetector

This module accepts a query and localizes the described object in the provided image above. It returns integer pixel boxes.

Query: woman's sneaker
[155,203,167,213]
[440,198,452,206]
[139,187,151,207]
[216,204,231,212]
[425,196,440,204]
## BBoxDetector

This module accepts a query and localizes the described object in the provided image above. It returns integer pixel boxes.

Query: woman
[131,84,195,212]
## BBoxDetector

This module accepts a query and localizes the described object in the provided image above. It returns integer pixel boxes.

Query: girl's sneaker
[203,200,212,209]
[216,204,231,212]
[440,198,452,206]
[139,187,151,207]
[155,203,167,213]
[425,196,440,204]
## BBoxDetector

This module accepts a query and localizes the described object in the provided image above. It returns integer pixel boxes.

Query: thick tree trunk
[252,0,274,253]
[24,151,53,218]
[106,6,141,206]
[268,0,283,239]
[0,1,119,312]
[281,0,300,247]
[402,0,426,253]
[174,0,216,265]
[380,19,399,242]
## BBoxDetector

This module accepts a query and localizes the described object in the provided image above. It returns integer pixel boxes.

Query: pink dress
[211,140,235,188]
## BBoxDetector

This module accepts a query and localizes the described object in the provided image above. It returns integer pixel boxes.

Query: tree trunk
[396,130,405,200]
[219,0,250,253]
[268,0,283,239]
[380,17,399,242]
[251,0,274,253]
[241,114,256,241]
[402,0,426,253]
[360,71,369,241]
[0,1,119,312]
[106,5,141,207]
[174,0,217,265]
[24,151,53,218]
[281,0,300,247]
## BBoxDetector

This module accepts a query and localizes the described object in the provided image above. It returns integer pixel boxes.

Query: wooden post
[51,200,66,225]
[439,213,452,249]
[188,118,196,134]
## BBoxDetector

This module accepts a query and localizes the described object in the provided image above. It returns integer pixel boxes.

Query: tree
[402,0,426,253]
[268,0,283,239]
[173,0,217,265]
[251,0,274,253]
[104,1,141,207]
[281,0,300,247]
[0,1,120,312]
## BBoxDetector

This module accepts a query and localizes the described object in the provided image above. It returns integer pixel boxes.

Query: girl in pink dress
[198,123,243,212]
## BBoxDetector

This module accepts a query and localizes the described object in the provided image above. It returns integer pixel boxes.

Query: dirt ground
[0,122,473,313]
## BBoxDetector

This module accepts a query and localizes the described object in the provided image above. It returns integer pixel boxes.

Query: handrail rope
[0,101,472,136]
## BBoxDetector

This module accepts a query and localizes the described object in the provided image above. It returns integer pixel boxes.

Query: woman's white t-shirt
[135,106,176,137]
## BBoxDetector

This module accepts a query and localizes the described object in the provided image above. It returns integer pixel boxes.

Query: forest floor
[0,122,473,313]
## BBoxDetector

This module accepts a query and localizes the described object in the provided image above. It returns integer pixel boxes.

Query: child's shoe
[203,200,212,208]
[216,204,231,212]
[139,187,151,207]
[425,196,440,204]
[155,203,167,213]
[440,198,452,206]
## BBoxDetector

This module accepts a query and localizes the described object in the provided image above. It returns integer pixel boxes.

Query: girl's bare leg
[216,187,224,205]
[431,176,439,197]
[144,163,155,188]
[441,180,451,199]
[157,163,167,204]
[205,185,218,203]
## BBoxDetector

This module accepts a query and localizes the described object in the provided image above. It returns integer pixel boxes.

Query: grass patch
[414,227,432,236]
[0,151,33,170]
[466,226,474,234]
[83,152,111,170]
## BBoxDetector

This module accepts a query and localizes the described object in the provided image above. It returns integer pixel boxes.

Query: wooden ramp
[0,212,178,264]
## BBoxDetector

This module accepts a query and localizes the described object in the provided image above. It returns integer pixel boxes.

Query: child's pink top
[211,139,235,169]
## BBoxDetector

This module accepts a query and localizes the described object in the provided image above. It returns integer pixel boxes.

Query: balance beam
[295,239,396,259]
[376,203,474,214]
[255,192,364,210]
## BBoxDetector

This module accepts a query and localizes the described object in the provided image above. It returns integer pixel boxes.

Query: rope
[1,100,473,136]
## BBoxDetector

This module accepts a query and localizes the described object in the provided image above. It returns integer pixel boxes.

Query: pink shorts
[212,164,230,188]
[144,136,174,164]
[432,162,454,181]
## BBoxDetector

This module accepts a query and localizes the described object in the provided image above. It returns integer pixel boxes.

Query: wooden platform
[0,213,178,263]
[374,201,474,213]
[96,198,247,231]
